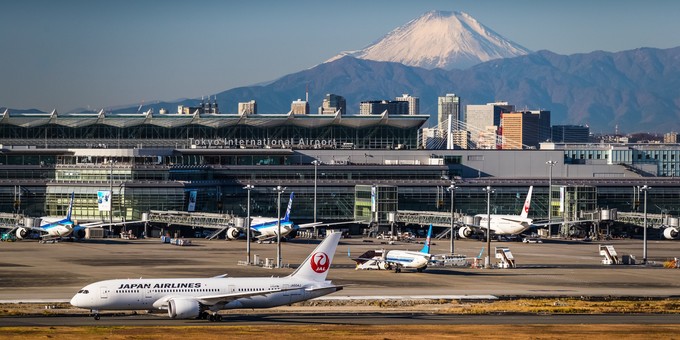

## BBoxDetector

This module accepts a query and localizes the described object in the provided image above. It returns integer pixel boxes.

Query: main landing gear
[198,311,222,322]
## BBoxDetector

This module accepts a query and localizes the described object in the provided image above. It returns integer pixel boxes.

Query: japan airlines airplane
[225,192,334,241]
[457,186,536,239]
[353,224,433,273]
[70,232,343,321]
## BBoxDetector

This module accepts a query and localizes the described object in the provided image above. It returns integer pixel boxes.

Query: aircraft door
[100,286,109,299]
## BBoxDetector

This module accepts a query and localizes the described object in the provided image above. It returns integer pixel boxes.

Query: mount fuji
[77,11,680,133]
[327,10,531,70]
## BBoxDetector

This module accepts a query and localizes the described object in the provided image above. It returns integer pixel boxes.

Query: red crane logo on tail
[310,252,330,273]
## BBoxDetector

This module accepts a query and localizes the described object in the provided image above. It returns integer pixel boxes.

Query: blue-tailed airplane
[225,192,350,241]
[7,193,136,241]
[9,193,77,240]
[352,224,433,273]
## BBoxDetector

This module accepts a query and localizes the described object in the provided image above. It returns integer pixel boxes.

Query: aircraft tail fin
[66,192,74,221]
[420,224,433,254]
[288,232,341,281]
[520,186,533,219]
[283,192,294,222]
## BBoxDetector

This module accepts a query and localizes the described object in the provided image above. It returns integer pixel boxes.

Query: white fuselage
[70,276,337,311]
[384,249,431,269]
[249,217,295,239]
[476,214,533,235]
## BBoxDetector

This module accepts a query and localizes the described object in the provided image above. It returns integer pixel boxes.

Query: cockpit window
[77,290,89,294]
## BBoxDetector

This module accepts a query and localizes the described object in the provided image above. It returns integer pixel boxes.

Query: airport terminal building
[1,109,680,237]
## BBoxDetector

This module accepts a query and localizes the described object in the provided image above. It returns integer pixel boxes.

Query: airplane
[352,224,433,273]
[225,192,351,241]
[5,193,138,241]
[457,186,538,239]
[8,193,78,240]
[70,231,343,321]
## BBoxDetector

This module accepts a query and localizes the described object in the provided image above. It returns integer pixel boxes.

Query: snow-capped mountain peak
[328,10,531,70]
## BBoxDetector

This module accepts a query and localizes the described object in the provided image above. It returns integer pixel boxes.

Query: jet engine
[458,226,474,239]
[167,298,201,319]
[378,261,391,270]
[226,227,241,240]
[15,227,29,239]
[73,228,86,239]
[663,227,679,240]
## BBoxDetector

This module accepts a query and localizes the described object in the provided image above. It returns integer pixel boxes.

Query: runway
[1,237,679,300]
[3,312,680,327]
[1,235,680,331]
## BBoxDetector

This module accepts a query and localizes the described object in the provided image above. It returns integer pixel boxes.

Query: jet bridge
[146,210,235,229]
[495,247,516,269]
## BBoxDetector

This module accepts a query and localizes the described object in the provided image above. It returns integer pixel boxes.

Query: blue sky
[2,0,679,112]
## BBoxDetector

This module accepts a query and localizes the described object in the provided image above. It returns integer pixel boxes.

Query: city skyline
[2,0,679,113]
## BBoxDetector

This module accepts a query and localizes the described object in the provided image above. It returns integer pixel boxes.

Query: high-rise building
[395,94,420,115]
[500,110,551,149]
[291,99,309,115]
[359,100,409,115]
[465,102,515,148]
[318,93,346,115]
[438,94,461,125]
[238,100,257,115]
[438,94,462,150]
[552,125,590,143]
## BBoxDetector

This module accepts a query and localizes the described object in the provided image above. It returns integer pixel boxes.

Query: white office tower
[395,94,420,115]
[438,94,461,149]
[291,99,310,115]
[465,102,514,149]
[238,100,257,115]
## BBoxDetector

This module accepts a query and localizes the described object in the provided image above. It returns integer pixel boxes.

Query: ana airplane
[225,192,348,241]
[457,186,537,239]
[353,224,433,273]
[10,193,77,240]
[6,193,137,241]
[70,232,343,321]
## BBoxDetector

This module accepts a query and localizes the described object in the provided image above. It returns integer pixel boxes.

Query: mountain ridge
[8,47,680,133]
[327,10,531,70]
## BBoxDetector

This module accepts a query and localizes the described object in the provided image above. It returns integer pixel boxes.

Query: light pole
[546,160,557,238]
[448,184,456,254]
[311,160,321,238]
[446,181,458,254]
[274,185,286,268]
[244,184,254,265]
[640,185,650,264]
[484,186,493,269]
[109,159,114,234]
